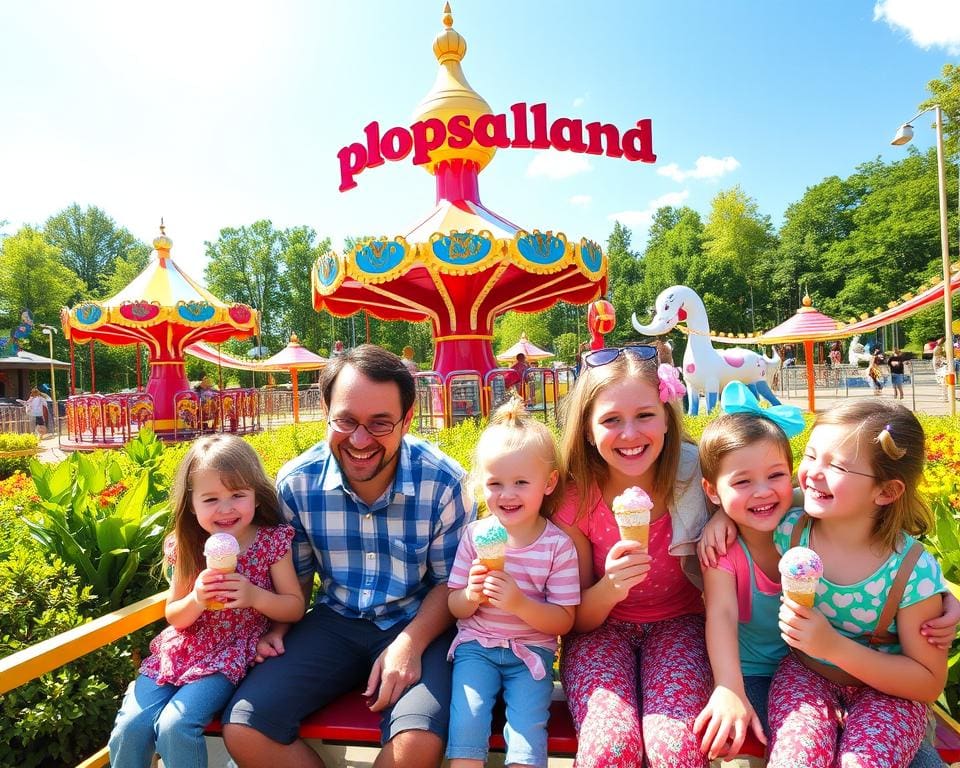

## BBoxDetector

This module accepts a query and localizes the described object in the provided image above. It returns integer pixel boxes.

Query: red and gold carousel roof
[62,227,259,350]
[313,4,606,332]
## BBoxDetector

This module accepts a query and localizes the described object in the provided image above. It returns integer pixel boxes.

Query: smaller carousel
[60,227,260,448]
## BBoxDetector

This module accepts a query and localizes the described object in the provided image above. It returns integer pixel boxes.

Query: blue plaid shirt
[276,435,474,629]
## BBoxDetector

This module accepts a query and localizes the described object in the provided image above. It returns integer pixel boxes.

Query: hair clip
[657,364,686,404]
[877,424,906,459]
[720,381,805,438]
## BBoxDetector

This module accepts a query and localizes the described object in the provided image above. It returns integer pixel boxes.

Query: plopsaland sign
[337,101,655,192]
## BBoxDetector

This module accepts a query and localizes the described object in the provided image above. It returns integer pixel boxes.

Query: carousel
[313,5,606,421]
[60,227,260,447]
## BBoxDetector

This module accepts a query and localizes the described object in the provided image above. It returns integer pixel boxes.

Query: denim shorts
[891,373,905,385]
[223,605,455,745]
[446,641,556,768]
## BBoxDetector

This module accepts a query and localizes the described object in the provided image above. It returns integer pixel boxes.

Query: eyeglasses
[824,463,877,479]
[803,457,877,479]
[328,416,404,437]
[583,346,658,368]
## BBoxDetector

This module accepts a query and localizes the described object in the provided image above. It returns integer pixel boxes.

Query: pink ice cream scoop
[778,546,823,607]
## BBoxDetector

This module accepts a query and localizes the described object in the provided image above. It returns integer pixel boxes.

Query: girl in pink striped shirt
[446,398,581,768]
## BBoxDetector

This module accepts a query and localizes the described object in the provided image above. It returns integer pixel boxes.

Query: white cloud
[607,190,690,228]
[569,194,592,206]
[573,94,588,108]
[525,150,593,179]
[874,0,960,54]
[657,156,740,183]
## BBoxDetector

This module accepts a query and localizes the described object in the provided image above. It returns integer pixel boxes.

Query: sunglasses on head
[583,346,658,368]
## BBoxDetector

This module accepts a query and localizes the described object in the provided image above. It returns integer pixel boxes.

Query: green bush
[23,430,169,612]
[0,545,136,768]
[0,433,39,479]
[244,422,326,478]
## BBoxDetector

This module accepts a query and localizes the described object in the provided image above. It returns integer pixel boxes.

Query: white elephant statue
[848,335,873,365]
[632,285,781,415]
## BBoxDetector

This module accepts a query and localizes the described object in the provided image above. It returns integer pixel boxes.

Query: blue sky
[1,1,957,283]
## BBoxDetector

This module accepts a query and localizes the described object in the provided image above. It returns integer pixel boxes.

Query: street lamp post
[40,326,59,437]
[892,104,956,416]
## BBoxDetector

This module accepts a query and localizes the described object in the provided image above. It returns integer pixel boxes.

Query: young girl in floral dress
[109,435,304,768]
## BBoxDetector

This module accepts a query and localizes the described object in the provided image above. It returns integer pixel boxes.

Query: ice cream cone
[779,546,823,608]
[203,533,240,610]
[781,576,818,606]
[474,518,508,604]
[612,486,653,553]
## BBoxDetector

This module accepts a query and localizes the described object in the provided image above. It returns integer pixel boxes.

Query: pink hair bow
[657,364,685,403]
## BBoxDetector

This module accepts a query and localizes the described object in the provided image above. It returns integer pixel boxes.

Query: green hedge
[0,433,39,479]
[0,545,140,768]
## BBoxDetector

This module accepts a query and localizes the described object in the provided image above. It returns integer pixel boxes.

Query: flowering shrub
[0,432,39,479]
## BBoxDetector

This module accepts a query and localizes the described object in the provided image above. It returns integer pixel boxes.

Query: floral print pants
[560,613,711,768]
[767,653,927,768]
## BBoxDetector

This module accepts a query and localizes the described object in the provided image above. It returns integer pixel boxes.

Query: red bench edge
[206,689,960,761]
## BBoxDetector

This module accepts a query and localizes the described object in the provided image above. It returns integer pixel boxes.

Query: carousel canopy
[61,227,259,354]
[496,332,554,362]
[259,334,329,371]
[751,295,844,345]
[313,5,605,378]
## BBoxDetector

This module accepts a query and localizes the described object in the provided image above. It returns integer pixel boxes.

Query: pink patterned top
[140,524,295,686]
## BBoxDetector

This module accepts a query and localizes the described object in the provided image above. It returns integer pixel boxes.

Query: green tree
[770,175,856,324]
[0,226,83,327]
[691,187,776,333]
[816,151,951,325]
[605,220,647,345]
[204,220,287,351]
[921,63,960,158]
[641,206,704,302]
[278,227,331,352]
[44,205,148,297]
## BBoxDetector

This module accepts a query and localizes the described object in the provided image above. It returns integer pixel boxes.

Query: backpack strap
[869,541,924,646]
[789,513,811,548]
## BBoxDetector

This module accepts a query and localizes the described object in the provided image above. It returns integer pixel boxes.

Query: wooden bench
[205,687,578,756]
[205,687,960,763]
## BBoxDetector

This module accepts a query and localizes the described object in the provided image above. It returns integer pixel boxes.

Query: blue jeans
[109,672,235,768]
[446,641,556,768]
[743,674,771,735]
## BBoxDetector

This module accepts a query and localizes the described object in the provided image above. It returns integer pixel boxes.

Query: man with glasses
[223,345,474,768]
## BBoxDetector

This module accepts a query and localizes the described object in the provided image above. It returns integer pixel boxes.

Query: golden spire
[153,218,173,255]
[433,2,466,64]
[411,2,495,174]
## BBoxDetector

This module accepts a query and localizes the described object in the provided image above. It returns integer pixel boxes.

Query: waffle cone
[617,524,649,552]
[206,556,237,610]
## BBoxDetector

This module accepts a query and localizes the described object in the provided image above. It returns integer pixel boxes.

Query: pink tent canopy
[753,295,844,412]
[258,334,328,423]
[496,332,554,362]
